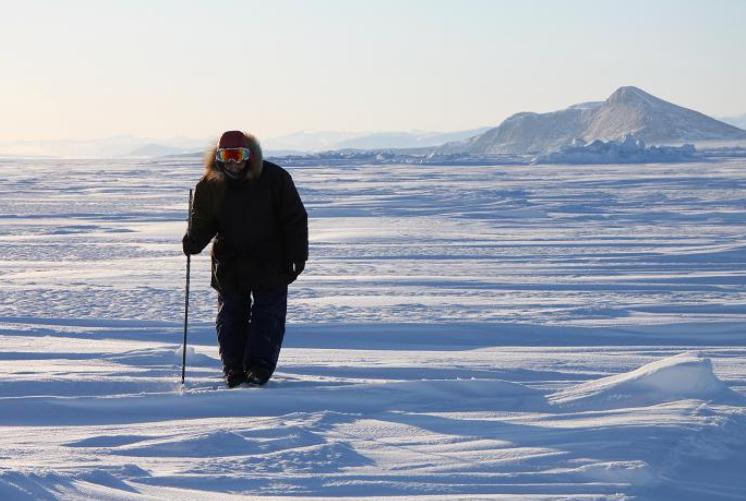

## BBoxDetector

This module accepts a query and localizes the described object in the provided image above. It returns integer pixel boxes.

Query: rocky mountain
[439,86,746,155]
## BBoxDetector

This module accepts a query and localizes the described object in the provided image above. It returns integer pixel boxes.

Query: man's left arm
[278,169,308,280]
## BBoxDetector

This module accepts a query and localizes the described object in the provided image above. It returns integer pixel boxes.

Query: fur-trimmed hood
[203,132,264,182]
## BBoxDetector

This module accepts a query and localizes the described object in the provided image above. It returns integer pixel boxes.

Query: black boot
[246,365,271,386]
[224,367,247,388]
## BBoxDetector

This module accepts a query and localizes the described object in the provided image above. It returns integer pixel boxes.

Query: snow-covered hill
[440,86,746,155]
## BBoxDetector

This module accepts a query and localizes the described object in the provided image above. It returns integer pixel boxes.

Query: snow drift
[549,351,743,410]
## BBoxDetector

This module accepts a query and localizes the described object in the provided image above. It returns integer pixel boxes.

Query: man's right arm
[182,180,218,255]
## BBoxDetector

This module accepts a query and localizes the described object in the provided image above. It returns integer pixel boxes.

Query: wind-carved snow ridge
[550,351,743,410]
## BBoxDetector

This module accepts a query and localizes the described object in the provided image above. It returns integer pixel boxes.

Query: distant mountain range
[0,129,491,158]
[0,135,210,158]
[437,86,746,155]
[262,128,492,152]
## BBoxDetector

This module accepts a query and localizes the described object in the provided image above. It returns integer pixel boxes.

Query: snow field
[0,157,745,499]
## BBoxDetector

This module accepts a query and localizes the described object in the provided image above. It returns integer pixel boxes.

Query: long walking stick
[181,189,193,386]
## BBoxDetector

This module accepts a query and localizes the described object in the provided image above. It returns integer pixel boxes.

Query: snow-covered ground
[0,157,745,500]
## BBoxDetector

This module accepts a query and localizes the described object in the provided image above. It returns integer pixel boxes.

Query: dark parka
[183,134,308,293]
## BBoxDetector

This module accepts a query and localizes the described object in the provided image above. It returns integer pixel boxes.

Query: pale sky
[1,0,744,142]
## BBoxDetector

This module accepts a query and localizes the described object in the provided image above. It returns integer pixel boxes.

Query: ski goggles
[216,147,251,163]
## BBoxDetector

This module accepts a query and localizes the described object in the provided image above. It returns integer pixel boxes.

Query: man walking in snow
[182,131,308,388]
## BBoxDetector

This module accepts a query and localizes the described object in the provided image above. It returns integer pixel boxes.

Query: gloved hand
[287,260,305,283]
[182,233,194,256]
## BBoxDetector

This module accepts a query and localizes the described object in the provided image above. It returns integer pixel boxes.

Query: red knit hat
[218,130,250,149]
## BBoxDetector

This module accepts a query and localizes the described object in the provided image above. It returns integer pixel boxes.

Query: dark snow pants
[215,285,288,379]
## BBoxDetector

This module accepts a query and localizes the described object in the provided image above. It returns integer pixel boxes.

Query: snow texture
[1,156,745,500]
